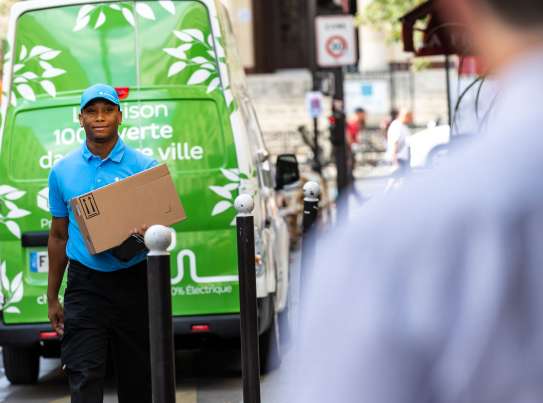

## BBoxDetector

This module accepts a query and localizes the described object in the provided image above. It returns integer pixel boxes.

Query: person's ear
[79,112,83,128]
[118,109,123,125]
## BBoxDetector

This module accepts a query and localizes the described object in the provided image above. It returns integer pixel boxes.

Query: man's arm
[47,217,68,336]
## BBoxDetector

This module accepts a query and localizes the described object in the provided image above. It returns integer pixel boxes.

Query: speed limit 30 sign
[316,15,357,68]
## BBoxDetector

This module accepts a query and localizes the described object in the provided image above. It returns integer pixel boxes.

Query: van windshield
[7,99,226,181]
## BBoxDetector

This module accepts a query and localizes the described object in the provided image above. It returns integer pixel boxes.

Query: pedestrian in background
[287,0,543,402]
[346,107,366,147]
[380,107,399,140]
[345,107,367,182]
[47,84,156,403]
[385,108,412,190]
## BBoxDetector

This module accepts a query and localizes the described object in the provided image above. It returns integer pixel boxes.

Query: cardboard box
[70,164,185,254]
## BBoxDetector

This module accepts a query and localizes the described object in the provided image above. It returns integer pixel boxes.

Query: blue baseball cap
[80,84,121,111]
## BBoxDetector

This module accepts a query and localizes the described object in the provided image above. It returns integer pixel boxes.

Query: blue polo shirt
[48,138,157,272]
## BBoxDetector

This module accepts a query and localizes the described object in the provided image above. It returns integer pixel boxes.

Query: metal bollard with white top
[234,194,261,403]
[145,225,176,403]
[302,181,320,235]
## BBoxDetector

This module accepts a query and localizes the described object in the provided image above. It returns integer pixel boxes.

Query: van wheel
[3,345,40,384]
[259,314,281,374]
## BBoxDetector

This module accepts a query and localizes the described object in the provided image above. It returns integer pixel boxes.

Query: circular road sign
[325,35,348,59]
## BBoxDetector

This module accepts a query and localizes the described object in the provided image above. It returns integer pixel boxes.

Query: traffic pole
[332,67,349,196]
[234,194,261,403]
[300,181,320,311]
[145,225,176,403]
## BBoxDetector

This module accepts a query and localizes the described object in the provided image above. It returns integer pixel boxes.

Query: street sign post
[316,15,357,68]
[315,14,356,204]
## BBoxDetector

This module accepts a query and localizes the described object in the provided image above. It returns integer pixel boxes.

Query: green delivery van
[0,0,297,384]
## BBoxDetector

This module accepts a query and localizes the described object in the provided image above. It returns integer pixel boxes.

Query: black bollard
[234,194,261,403]
[300,181,321,311]
[145,225,176,403]
[302,181,320,236]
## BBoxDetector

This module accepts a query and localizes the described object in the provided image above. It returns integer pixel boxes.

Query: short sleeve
[145,158,159,170]
[48,169,68,218]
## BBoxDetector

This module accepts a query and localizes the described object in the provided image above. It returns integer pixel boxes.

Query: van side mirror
[275,154,300,190]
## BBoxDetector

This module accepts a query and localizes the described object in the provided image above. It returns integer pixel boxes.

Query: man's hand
[48,298,64,336]
[131,224,149,237]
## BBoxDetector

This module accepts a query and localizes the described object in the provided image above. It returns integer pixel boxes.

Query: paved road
[0,349,291,402]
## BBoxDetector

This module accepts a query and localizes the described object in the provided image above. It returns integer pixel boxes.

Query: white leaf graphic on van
[77,4,96,21]
[163,21,236,113]
[207,78,220,94]
[0,262,9,292]
[40,80,56,97]
[40,50,61,61]
[164,45,191,60]
[10,44,65,104]
[220,168,240,182]
[188,70,212,85]
[135,3,156,21]
[182,29,205,43]
[0,185,29,240]
[168,62,187,78]
[10,273,22,294]
[16,84,35,102]
[208,169,256,224]
[122,8,136,26]
[159,0,176,15]
[29,45,52,59]
[74,15,91,31]
[224,90,234,107]
[18,45,27,61]
[74,4,95,32]
[0,261,24,315]
[212,201,232,216]
[209,186,233,200]
[0,186,18,196]
[7,209,30,219]
[95,11,106,29]
[192,57,210,65]
[4,190,25,201]
[5,221,21,239]
[22,72,38,81]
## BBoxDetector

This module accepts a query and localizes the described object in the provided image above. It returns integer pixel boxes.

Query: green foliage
[359,0,426,43]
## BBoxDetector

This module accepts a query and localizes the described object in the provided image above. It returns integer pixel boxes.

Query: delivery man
[47,84,156,403]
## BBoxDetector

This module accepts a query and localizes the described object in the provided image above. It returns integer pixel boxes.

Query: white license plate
[30,251,49,273]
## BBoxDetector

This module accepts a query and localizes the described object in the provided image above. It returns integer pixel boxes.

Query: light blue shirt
[289,48,543,403]
[48,138,157,272]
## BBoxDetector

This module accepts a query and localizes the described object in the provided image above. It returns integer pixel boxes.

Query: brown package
[70,164,186,254]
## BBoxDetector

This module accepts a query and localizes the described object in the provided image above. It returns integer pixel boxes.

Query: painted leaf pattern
[0,262,24,315]
[212,201,232,216]
[10,44,66,104]
[0,185,29,240]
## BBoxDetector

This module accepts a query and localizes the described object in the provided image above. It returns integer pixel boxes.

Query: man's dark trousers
[61,259,152,403]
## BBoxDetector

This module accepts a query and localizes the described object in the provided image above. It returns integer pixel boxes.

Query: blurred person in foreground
[287,0,543,402]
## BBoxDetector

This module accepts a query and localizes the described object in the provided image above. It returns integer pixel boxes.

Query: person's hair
[355,107,366,114]
[481,0,543,27]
